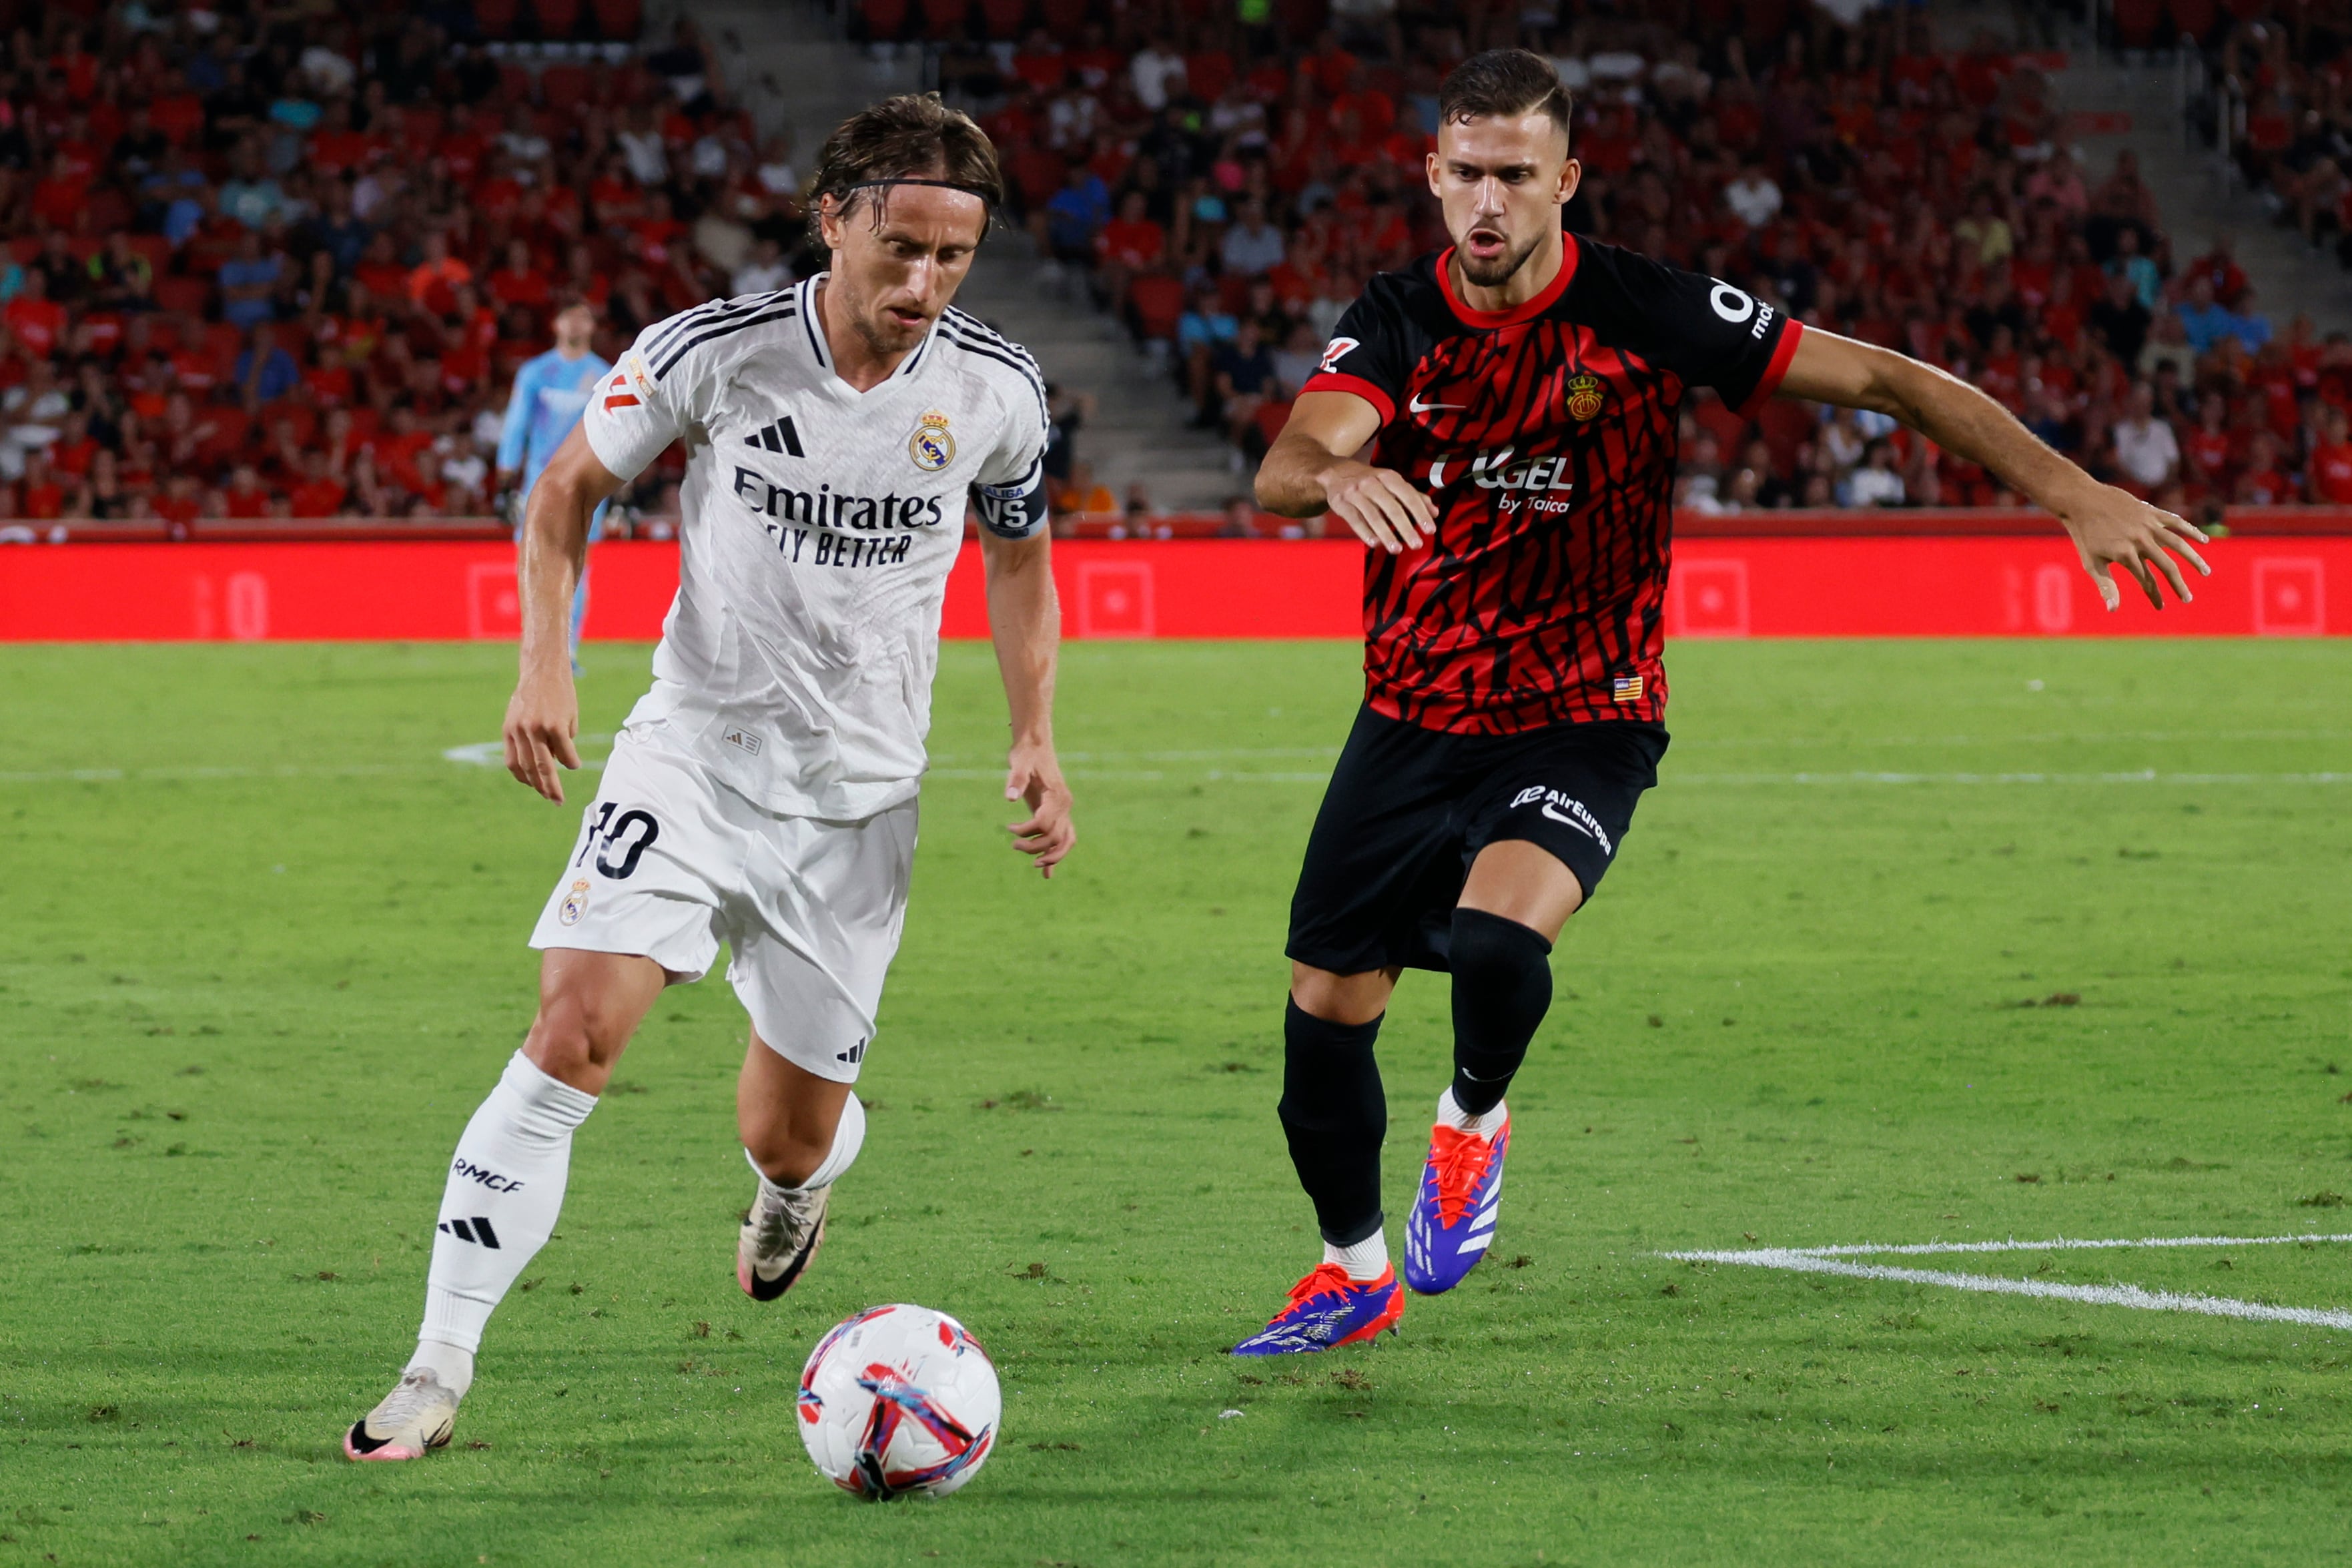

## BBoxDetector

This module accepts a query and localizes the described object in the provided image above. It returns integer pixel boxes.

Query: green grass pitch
[3,636,2350,1565]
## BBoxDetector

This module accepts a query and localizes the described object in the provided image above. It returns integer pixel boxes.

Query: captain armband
[972,468,1049,540]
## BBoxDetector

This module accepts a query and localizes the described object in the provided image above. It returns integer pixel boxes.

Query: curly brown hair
[805,93,1005,249]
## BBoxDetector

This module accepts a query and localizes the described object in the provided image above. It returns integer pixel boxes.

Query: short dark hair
[1439,49,1573,142]
[806,93,1005,248]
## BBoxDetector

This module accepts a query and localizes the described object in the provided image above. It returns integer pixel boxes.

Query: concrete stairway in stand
[691,0,1246,512]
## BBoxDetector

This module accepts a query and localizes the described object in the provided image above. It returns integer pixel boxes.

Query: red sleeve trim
[1735,319,1806,419]
[1300,372,1397,426]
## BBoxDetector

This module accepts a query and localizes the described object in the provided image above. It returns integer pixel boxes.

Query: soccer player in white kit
[346,96,1074,1461]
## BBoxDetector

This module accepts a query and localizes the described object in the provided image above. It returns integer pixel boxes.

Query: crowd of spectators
[898,0,2352,513]
[0,1,805,531]
[2203,1,2352,263]
[3,0,2345,536]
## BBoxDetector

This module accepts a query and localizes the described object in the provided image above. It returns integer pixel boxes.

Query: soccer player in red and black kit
[1229,50,2211,1356]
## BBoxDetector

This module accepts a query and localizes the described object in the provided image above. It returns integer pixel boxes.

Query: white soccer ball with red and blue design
[796,1303,1000,1499]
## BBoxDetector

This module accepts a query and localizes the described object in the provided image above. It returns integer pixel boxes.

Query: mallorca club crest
[1565,372,1606,423]
[907,410,955,472]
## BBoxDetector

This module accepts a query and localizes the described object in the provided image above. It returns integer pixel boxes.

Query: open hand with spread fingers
[2060,484,2212,612]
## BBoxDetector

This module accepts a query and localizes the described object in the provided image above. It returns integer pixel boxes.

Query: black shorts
[1286,706,1668,975]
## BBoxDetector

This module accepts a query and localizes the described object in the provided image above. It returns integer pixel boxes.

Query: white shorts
[529,731,917,1084]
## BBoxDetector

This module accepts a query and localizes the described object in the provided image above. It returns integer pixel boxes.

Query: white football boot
[739,1180,829,1301]
[343,1369,458,1461]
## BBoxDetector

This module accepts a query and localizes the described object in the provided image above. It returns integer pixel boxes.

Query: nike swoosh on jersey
[1408,394,1465,414]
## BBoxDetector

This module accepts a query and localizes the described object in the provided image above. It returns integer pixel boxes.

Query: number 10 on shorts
[576,802,661,880]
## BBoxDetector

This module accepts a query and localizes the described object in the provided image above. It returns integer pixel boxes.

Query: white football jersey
[582,273,1050,819]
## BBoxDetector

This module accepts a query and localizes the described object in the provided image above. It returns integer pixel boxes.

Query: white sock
[404,1339,475,1399]
[1438,1086,1506,1139]
[1323,1228,1388,1282]
[747,1092,867,1197]
[416,1052,598,1383]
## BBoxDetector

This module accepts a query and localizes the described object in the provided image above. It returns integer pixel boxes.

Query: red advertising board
[1,534,2345,641]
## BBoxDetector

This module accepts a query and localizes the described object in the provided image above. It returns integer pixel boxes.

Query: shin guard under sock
[1277,999,1387,1246]
[1448,908,1554,1118]
[418,1051,597,1370]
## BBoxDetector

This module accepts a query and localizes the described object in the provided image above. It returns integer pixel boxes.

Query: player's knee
[1449,909,1553,1020]
[1289,962,1393,1026]
[523,988,633,1091]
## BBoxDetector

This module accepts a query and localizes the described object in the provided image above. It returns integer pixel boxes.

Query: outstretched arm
[1776,330,2210,610]
[979,528,1075,879]
[1257,390,1438,553]
[503,423,628,803]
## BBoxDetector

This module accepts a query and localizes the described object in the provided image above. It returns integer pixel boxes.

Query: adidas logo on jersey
[835,1038,867,1066]
[743,414,803,457]
[437,1216,502,1248]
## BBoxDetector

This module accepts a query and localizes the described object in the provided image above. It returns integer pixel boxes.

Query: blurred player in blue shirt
[498,301,611,655]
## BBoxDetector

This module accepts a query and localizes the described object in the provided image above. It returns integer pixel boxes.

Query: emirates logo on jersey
[1565,373,1605,422]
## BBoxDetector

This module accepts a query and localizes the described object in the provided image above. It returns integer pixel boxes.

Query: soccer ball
[796,1304,1001,1499]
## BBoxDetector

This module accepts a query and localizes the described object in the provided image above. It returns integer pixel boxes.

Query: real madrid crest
[907,410,955,472]
[1565,372,1605,423]
[558,879,591,926]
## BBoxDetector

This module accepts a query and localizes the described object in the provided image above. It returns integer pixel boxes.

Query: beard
[1455,225,1545,289]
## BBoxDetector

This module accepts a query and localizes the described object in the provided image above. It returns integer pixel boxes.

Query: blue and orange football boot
[1230,1261,1403,1356]
[1403,1109,1510,1294]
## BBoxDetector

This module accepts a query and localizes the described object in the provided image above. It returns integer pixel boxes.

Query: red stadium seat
[919,0,968,40]
[858,0,909,39]
[532,0,582,38]
[1006,144,1066,209]
[541,62,591,109]
[6,236,37,264]
[1184,50,1233,103]
[1754,398,1813,480]
[127,234,172,275]
[203,322,244,371]
[2168,0,2218,41]
[2110,0,2162,47]
[153,276,212,315]
[499,62,536,104]
[979,0,1027,38]
[474,0,520,38]
[1253,398,1294,450]
[197,407,250,464]
[1128,272,1186,340]
[589,0,641,37]
[1038,0,1085,30]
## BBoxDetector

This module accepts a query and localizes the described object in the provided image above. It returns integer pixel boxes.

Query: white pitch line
[1665,771,2352,786]
[1663,1236,2352,1331]
[1736,1232,2352,1258]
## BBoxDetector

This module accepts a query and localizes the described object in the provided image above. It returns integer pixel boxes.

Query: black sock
[1448,908,1553,1117]
[1277,998,1387,1246]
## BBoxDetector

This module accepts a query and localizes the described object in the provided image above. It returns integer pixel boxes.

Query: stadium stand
[0,1,771,531]
[1,0,2344,537]
[877,0,2352,516]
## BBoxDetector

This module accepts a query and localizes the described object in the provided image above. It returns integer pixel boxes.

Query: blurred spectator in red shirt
[487,239,552,315]
[288,451,349,518]
[2309,406,2352,504]
[407,231,472,315]
[4,272,66,358]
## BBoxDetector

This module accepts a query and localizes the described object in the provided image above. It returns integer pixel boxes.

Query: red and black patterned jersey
[1302,236,1803,735]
